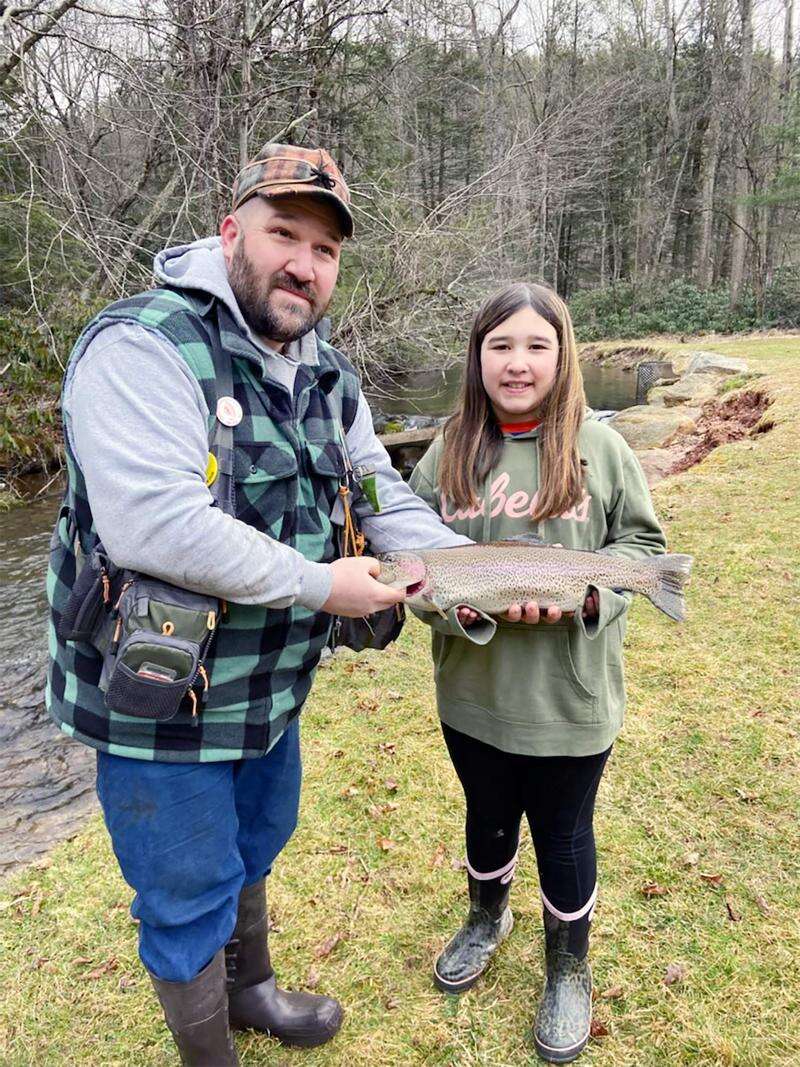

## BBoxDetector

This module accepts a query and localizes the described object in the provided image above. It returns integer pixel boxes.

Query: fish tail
[643,553,693,621]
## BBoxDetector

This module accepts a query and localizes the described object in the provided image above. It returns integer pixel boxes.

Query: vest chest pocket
[234,442,298,532]
[306,438,346,513]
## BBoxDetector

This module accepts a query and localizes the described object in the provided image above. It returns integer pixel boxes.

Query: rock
[608,405,700,449]
[635,448,674,488]
[684,351,749,376]
[404,415,444,430]
[647,373,721,408]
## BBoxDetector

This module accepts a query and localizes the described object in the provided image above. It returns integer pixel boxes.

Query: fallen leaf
[590,1019,609,1038]
[384,778,398,792]
[430,843,447,869]
[700,872,724,886]
[376,836,396,852]
[386,691,402,701]
[451,857,466,871]
[664,962,687,986]
[683,852,700,867]
[332,749,344,758]
[305,968,321,990]
[378,742,396,756]
[599,985,624,1000]
[725,896,741,922]
[378,802,398,814]
[641,882,668,897]
[313,932,347,960]
[358,697,379,713]
[340,785,360,798]
[385,995,401,1010]
[748,709,765,718]
[328,844,348,855]
[754,894,770,915]
[735,788,755,803]
[118,975,136,990]
[84,957,119,980]
[71,956,94,967]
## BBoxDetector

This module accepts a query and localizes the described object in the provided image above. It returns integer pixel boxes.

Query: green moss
[0,298,104,478]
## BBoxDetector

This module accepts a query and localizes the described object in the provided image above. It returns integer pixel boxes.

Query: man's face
[220,195,343,348]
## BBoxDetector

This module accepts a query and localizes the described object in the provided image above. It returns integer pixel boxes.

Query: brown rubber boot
[148,948,238,1066]
[225,878,344,1047]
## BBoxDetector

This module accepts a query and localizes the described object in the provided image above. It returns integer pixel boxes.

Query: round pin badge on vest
[216,396,243,427]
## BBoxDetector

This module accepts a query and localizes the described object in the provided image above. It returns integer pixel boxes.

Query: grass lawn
[1,336,799,1066]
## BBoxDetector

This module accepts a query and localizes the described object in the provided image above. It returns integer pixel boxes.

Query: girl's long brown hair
[438,282,585,522]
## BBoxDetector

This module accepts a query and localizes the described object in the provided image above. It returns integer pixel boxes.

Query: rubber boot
[433,872,514,993]
[225,878,343,1047]
[148,948,239,1066]
[533,910,592,1064]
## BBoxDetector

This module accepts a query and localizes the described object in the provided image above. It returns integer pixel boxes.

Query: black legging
[442,723,611,954]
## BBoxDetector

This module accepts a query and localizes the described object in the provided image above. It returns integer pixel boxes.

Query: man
[46,144,469,1065]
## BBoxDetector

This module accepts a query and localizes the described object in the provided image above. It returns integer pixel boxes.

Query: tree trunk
[696,0,725,287]
[728,0,754,306]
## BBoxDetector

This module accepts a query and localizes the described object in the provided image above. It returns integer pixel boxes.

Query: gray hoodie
[64,236,468,611]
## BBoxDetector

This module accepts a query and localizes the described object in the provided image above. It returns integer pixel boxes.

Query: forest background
[1,0,799,478]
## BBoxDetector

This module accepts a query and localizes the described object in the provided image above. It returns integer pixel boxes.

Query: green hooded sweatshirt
[408,417,667,757]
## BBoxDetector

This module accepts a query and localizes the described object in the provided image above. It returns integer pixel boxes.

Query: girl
[408,282,667,1063]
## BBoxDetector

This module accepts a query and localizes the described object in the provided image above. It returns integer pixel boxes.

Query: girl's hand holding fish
[455,590,600,627]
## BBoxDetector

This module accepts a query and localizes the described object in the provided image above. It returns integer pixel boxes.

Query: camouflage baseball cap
[231,143,353,238]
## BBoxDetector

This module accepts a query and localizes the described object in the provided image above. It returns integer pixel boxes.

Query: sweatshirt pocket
[435,625,600,727]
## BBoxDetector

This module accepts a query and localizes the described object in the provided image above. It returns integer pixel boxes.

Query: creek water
[366,361,637,417]
[0,491,97,880]
[0,362,637,878]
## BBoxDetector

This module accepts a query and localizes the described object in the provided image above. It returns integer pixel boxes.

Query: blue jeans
[95,719,301,982]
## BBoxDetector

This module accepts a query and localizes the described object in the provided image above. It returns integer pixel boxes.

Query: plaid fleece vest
[46,288,360,762]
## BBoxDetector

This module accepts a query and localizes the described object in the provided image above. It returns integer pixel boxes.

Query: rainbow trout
[377,539,693,622]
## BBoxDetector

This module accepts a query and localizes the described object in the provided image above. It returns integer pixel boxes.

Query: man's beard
[227,239,326,344]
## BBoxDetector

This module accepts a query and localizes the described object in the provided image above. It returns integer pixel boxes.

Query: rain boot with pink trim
[433,853,516,994]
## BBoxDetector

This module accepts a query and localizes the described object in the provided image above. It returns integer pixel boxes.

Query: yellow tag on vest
[205,452,218,487]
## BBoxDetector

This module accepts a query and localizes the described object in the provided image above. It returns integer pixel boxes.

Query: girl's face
[480,306,559,424]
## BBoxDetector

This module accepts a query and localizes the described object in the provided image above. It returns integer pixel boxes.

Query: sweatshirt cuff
[574,587,632,640]
[295,559,333,611]
[414,604,497,645]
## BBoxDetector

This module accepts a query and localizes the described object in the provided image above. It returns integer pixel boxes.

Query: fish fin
[643,553,693,622]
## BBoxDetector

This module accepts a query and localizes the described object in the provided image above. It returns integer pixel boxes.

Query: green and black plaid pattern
[46,288,360,762]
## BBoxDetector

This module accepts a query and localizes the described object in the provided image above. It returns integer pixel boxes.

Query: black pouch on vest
[58,547,116,644]
[101,574,220,721]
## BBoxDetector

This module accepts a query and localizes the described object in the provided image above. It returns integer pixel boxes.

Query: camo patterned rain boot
[433,864,515,994]
[532,909,592,1063]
